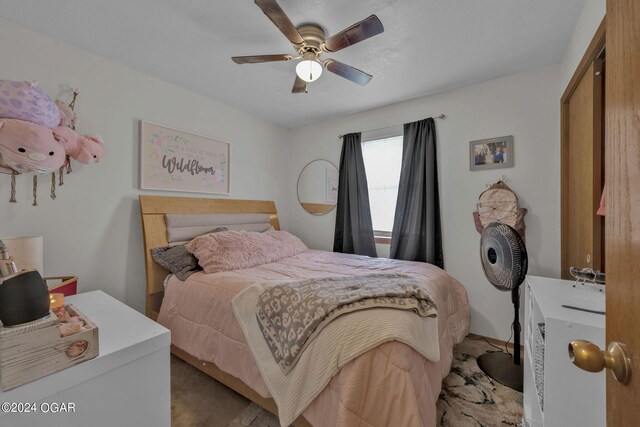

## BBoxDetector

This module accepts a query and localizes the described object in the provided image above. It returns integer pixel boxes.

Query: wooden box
[0,304,99,391]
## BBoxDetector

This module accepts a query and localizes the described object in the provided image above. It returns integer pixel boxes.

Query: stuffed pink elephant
[52,126,105,164]
[0,119,67,174]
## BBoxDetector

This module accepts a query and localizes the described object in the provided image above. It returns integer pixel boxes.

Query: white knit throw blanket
[232,283,440,427]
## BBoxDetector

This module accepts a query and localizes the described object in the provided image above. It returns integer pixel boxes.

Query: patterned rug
[436,338,523,426]
[171,337,523,427]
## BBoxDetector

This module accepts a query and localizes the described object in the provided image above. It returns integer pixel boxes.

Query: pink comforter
[158,250,469,427]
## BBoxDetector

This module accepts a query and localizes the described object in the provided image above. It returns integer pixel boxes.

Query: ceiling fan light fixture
[232,1,384,92]
[296,56,323,83]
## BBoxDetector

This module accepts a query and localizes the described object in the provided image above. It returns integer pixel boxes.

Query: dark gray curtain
[333,133,378,257]
[389,118,443,268]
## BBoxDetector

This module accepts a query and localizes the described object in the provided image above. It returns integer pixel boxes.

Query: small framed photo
[470,135,514,171]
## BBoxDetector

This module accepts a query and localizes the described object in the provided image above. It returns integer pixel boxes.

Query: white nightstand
[523,276,605,427]
[0,291,171,427]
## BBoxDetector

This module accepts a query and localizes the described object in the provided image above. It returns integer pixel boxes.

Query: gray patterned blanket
[256,273,437,373]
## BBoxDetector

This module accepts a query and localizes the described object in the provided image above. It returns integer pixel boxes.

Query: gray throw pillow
[151,227,227,281]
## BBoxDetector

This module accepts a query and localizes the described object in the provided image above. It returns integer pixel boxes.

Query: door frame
[560,17,607,279]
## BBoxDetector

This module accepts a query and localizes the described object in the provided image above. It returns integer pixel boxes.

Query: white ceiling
[0,0,586,128]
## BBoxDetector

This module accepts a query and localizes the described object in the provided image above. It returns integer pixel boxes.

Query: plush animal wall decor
[0,119,67,174]
[53,126,105,164]
[55,100,78,129]
[0,80,60,128]
[0,81,106,205]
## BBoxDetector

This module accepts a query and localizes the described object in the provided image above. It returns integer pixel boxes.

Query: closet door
[561,44,605,279]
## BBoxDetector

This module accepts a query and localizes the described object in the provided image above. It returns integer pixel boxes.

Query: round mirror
[297,159,339,215]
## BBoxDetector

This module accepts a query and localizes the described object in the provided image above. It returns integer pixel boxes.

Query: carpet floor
[171,336,523,427]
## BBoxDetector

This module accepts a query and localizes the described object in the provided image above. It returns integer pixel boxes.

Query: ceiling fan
[232,0,384,93]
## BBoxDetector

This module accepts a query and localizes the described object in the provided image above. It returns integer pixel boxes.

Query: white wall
[288,65,561,340]
[560,0,606,92]
[0,16,565,342]
[0,18,290,313]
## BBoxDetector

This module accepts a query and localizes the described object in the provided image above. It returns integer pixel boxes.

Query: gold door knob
[568,340,632,384]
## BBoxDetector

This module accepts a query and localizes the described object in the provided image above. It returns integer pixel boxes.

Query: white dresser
[0,291,171,427]
[523,276,605,427]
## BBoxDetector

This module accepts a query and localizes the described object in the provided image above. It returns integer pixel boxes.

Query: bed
[139,195,470,427]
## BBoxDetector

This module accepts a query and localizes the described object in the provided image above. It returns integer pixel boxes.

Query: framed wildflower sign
[140,121,230,194]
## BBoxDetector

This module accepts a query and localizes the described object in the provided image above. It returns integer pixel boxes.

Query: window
[361,132,403,235]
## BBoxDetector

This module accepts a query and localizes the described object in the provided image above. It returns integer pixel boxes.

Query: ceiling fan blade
[254,0,305,46]
[292,75,307,93]
[322,15,384,53]
[324,59,373,86]
[232,54,293,64]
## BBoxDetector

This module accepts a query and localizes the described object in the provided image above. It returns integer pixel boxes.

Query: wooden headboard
[139,195,280,319]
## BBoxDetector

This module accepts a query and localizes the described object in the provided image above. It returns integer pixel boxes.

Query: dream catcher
[0,80,106,205]
[473,180,527,239]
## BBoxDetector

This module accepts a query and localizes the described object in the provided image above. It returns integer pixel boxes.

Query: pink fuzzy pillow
[186,230,308,274]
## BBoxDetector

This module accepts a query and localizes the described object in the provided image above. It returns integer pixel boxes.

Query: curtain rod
[338,114,446,139]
